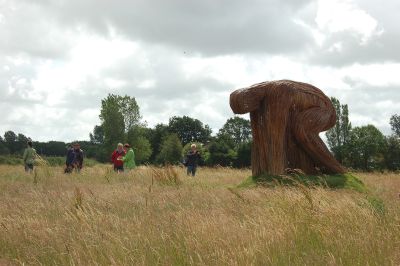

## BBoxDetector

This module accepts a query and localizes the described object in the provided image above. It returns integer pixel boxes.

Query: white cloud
[315,0,382,45]
[0,0,399,141]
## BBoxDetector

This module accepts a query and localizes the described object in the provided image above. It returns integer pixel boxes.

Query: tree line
[89,94,252,167]
[0,94,253,167]
[326,98,400,171]
[1,94,399,171]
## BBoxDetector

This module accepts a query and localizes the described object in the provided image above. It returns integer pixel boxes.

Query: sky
[0,0,399,142]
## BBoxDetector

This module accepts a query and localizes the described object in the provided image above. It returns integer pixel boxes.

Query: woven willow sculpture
[230,80,345,176]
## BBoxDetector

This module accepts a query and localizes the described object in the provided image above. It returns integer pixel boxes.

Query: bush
[0,155,23,165]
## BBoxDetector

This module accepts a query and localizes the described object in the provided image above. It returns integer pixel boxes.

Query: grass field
[0,165,399,265]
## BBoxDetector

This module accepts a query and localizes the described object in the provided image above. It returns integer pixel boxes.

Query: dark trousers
[187,165,197,176]
[114,165,124,172]
[25,164,34,172]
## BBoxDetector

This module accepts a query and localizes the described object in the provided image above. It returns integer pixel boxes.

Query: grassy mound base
[239,172,366,191]
[238,172,385,214]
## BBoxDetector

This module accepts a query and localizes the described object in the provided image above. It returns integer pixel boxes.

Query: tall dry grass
[0,165,399,265]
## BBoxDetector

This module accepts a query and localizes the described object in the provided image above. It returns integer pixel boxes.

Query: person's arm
[111,151,116,163]
[122,150,133,162]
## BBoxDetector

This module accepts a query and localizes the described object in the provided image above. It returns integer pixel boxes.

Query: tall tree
[0,136,9,155]
[390,114,400,137]
[16,133,29,154]
[89,125,105,144]
[326,97,352,164]
[168,116,212,145]
[206,134,237,167]
[148,123,170,162]
[385,135,400,171]
[235,141,252,168]
[118,95,142,132]
[126,126,152,165]
[4,131,17,154]
[99,94,125,156]
[347,125,386,171]
[156,134,183,165]
[218,116,251,146]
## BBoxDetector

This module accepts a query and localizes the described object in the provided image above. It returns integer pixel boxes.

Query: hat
[124,143,130,148]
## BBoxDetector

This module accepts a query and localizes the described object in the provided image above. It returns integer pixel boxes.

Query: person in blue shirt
[65,145,75,173]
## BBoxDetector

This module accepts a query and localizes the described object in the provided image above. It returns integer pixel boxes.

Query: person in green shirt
[121,143,136,170]
[23,141,37,173]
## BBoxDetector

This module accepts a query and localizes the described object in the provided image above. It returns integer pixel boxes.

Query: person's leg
[187,166,192,176]
[27,164,33,173]
[116,166,124,173]
[192,166,197,176]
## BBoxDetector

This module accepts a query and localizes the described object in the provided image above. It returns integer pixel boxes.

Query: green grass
[0,155,99,167]
[0,165,399,265]
[238,172,389,216]
[239,172,366,192]
[0,155,23,165]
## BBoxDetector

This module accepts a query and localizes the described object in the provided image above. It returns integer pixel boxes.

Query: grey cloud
[16,0,315,56]
[338,78,399,135]
[49,47,235,137]
[0,2,73,59]
[309,31,400,66]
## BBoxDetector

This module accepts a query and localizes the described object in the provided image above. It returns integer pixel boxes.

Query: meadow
[0,164,399,265]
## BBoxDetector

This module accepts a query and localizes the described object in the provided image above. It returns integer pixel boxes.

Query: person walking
[72,143,84,172]
[23,140,37,173]
[111,143,126,172]
[185,143,201,176]
[121,143,136,170]
[65,145,75,173]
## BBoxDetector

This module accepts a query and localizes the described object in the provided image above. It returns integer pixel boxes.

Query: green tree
[168,116,212,145]
[96,94,143,162]
[89,125,104,144]
[4,131,17,154]
[15,133,29,154]
[148,123,170,162]
[235,141,252,168]
[0,136,9,155]
[126,126,152,165]
[36,141,66,156]
[384,135,400,171]
[218,116,251,147]
[156,134,183,165]
[347,125,386,171]
[326,97,352,164]
[207,134,237,167]
[390,114,400,137]
[99,94,126,152]
[118,95,142,132]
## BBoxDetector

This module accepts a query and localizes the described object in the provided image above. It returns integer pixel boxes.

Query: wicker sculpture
[230,80,345,176]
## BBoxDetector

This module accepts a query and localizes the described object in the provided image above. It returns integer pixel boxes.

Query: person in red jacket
[111,143,126,172]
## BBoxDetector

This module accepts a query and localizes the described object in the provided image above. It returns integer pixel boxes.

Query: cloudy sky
[0,0,399,142]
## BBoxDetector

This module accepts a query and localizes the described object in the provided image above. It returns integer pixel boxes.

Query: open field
[0,165,399,265]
